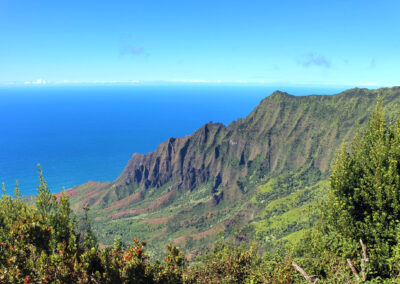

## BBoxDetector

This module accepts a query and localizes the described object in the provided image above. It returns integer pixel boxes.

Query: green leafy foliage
[293,96,400,282]
[0,169,186,282]
[324,97,400,277]
[187,239,299,283]
[36,164,53,218]
[0,169,300,283]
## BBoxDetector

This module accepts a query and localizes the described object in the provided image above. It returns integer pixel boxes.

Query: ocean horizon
[0,84,348,196]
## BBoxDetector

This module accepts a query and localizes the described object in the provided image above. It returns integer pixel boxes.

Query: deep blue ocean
[0,84,346,196]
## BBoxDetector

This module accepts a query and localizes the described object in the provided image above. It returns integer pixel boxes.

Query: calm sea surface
[0,84,346,196]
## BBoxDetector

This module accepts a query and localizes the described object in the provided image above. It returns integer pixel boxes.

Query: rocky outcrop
[112,88,400,197]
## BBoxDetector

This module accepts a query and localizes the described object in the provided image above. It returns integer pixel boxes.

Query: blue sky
[0,0,399,87]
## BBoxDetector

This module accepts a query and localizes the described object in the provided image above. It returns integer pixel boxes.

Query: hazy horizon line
[0,79,397,89]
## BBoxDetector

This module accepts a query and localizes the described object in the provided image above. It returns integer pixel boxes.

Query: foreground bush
[0,173,301,283]
[0,168,187,283]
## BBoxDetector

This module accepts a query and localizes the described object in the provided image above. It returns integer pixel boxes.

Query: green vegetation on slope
[3,99,400,282]
[64,87,400,258]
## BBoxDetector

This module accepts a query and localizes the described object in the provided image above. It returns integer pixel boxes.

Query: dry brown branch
[360,239,367,260]
[347,259,361,281]
[292,261,318,283]
[360,239,369,282]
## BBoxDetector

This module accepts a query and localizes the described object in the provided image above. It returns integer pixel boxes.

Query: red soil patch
[109,208,147,219]
[82,182,105,198]
[148,190,174,211]
[79,182,110,207]
[84,181,100,188]
[109,190,174,219]
[173,223,225,245]
[104,190,144,212]
[55,187,79,201]
[84,183,103,197]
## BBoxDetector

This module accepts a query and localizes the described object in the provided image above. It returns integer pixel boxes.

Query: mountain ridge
[66,86,400,257]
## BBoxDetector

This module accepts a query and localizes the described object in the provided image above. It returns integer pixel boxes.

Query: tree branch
[292,261,317,283]
[360,239,369,282]
[347,259,361,281]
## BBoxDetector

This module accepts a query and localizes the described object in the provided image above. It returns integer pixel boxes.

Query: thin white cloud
[24,78,47,85]
[168,79,210,83]
[54,80,141,85]
[357,82,396,87]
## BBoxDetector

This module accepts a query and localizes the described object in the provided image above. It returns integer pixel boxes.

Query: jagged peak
[196,121,226,132]
[204,121,225,127]
[268,90,294,99]
[252,90,295,111]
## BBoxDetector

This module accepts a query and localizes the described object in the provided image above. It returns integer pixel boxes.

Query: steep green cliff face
[66,87,400,258]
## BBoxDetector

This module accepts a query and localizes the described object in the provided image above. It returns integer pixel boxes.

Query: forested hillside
[3,95,400,282]
[62,87,400,257]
